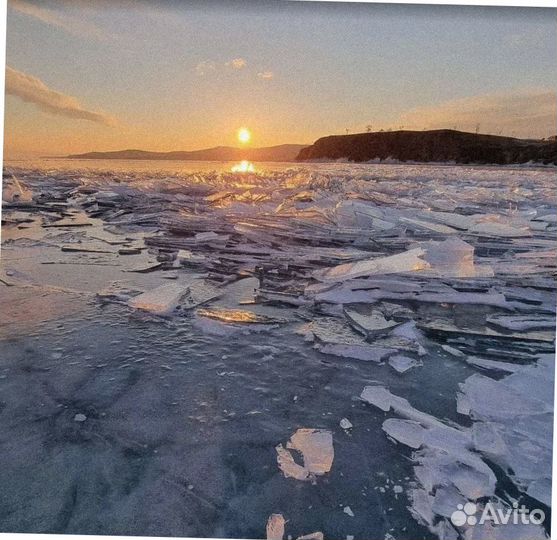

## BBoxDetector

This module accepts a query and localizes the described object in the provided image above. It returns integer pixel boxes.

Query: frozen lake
[1,161,555,539]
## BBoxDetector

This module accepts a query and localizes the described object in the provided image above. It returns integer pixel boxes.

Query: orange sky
[3,1,556,159]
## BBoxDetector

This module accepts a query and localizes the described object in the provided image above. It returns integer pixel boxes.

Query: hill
[67,144,308,162]
[296,129,557,165]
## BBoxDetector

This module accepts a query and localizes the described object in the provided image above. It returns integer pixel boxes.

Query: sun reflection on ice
[231,160,255,173]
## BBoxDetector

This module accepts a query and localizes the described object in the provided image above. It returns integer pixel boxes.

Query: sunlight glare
[231,160,255,173]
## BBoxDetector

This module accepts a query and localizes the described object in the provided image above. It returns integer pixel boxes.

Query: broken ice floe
[3,161,556,540]
[196,307,287,325]
[127,278,220,314]
[362,356,552,538]
[298,317,397,362]
[388,355,422,374]
[339,418,353,431]
[276,428,334,481]
[266,514,286,540]
[458,354,554,509]
[2,175,33,203]
[486,314,555,332]
[265,513,324,540]
[128,283,190,314]
[344,307,400,338]
[361,384,500,537]
[314,238,493,282]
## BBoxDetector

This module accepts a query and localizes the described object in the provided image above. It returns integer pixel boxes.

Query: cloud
[195,59,273,81]
[9,0,107,40]
[398,89,556,138]
[257,71,274,80]
[226,58,247,70]
[5,66,118,126]
[195,60,216,76]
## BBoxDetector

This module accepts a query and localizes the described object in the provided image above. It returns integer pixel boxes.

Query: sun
[237,127,251,144]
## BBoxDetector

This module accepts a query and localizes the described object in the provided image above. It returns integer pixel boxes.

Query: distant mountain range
[296,129,557,165]
[67,130,557,165]
[67,144,308,162]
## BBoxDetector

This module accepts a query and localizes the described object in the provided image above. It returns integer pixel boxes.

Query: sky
[3,0,557,158]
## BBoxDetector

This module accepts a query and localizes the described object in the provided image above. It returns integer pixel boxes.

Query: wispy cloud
[9,0,107,40]
[226,58,247,70]
[195,60,217,76]
[257,71,274,80]
[5,66,118,126]
[195,58,272,80]
[398,89,556,138]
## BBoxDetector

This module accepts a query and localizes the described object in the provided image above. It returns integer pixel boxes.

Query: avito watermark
[450,502,545,527]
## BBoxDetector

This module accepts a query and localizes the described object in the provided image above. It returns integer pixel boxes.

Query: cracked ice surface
[1,161,555,539]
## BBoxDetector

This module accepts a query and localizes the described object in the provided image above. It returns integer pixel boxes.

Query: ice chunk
[419,210,474,230]
[118,246,143,255]
[125,261,163,273]
[266,514,286,540]
[526,478,552,507]
[61,243,114,254]
[431,486,467,518]
[469,221,531,238]
[459,373,551,422]
[471,423,507,457]
[418,237,493,278]
[218,277,260,306]
[128,283,189,314]
[314,248,428,282]
[319,343,394,362]
[176,249,207,264]
[344,308,400,337]
[276,429,334,481]
[389,320,422,341]
[388,355,421,373]
[408,489,435,527]
[486,314,555,332]
[296,534,324,540]
[535,213,557,223]
[300,317,396,361]
[419,317,552,340]
[340,418,353,430]
[465,357,520,374]
[49,216,95,229]
[296,319,336,343]
[196,308,287,324]
[2,175,33,203]
[194,231,229,242]
[97,282,143,304]
[451,464,496,500]
[361,386,449,431]
[192,315,244,337]
[382,419,425,449]
[335,200,395,230]
[460,357,554,509]
[400,217,458,234]
[181,279,221,309]
[456,393,471,416]
[441,345,465,357]
[315,238,491,282]
[343,506,355,517]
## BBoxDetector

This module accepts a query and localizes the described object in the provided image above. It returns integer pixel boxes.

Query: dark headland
[296,129,557,165]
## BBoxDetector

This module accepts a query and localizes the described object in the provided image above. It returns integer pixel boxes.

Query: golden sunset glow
[231,160,255,173]
[237,128,252,145]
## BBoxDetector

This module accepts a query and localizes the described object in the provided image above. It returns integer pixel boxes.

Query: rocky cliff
[296,129,557,165]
